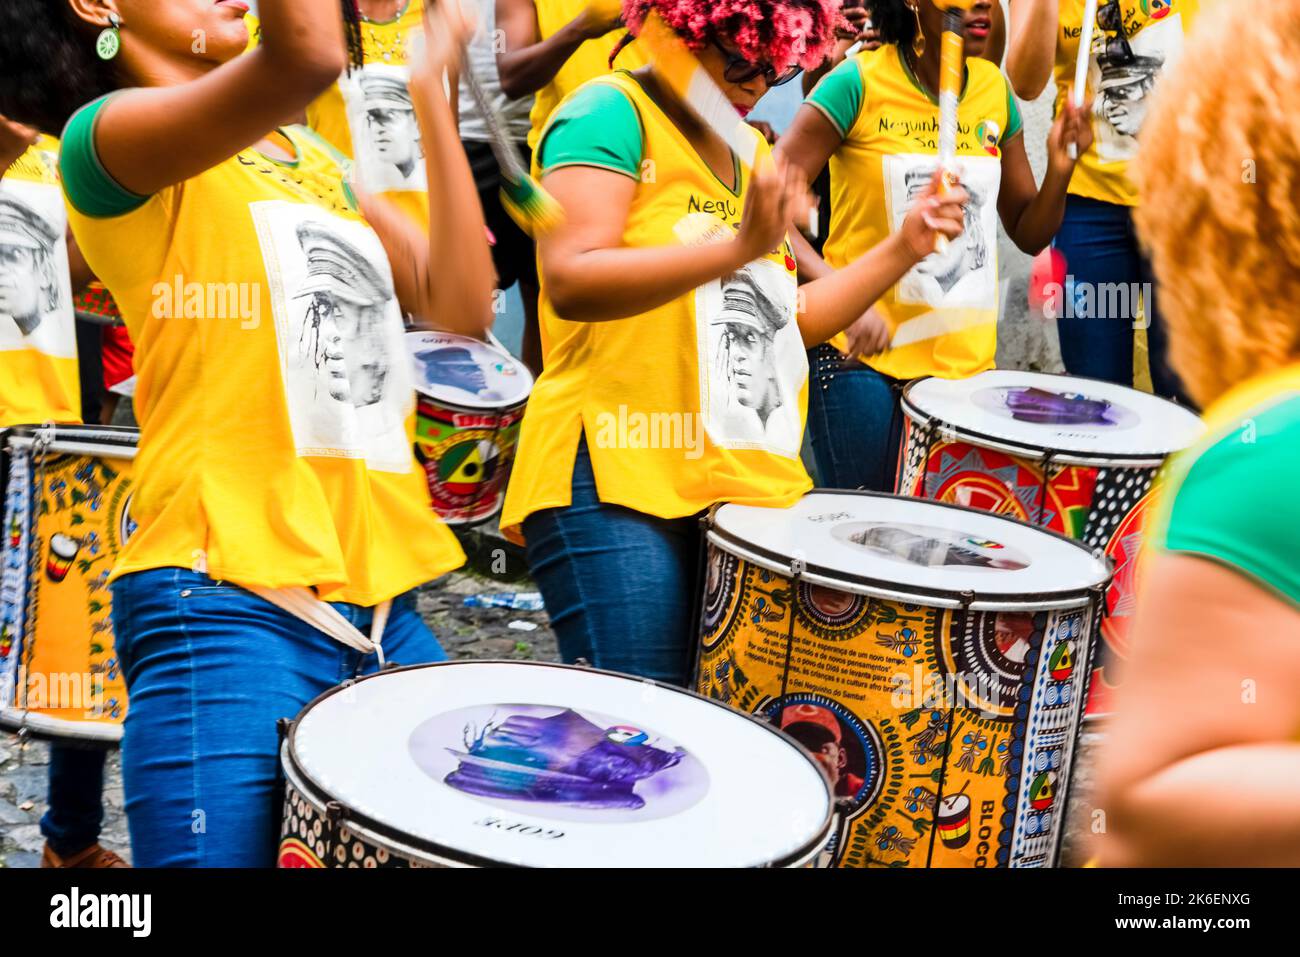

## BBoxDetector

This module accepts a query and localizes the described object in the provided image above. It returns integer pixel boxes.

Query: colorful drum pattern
[279,662,833,868]
[696,492,1111,868]
[1,427,138,743]
[897,371,1203,717]
[408,332,532,526]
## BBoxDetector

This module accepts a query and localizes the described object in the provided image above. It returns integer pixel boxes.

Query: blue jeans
[40,745,107,857]
[110,568,446,868]
[1054,195,1194,407]
[522,437,700,687]
[806,343,906,492]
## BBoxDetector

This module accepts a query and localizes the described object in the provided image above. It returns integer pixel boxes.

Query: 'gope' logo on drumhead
[407,704,709,823]
[831,522,1030,571]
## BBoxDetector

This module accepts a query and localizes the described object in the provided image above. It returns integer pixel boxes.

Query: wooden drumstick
[1070,0,1100,161]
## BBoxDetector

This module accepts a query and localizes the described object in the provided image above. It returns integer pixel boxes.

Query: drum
[0,426,138,743]
[897,371,1203,718]
[407,331,533,526]
[278,661,834,868]
[696,491,1111,868]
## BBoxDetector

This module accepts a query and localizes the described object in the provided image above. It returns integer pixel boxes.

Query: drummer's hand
[418,0,477,81]
[844,307,891,359]
[0,113,38,177]
[1048,93,1094,174]
[899,170,967,262]
[737,155,811,260]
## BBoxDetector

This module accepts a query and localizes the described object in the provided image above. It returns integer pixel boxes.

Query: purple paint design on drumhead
[973,386,1138,429]
[408,704,710,823]
[831,522,1031,571]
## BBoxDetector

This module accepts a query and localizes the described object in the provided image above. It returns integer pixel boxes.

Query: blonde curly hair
[1134,0,1300,409]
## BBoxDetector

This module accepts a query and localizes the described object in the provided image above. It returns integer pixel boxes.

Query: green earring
[96,13,122,61]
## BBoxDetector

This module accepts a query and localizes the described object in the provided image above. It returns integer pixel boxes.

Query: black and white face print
[251,200,413,472]
[340,63,427,194]
[0,178,74,358]
[885,154,1001,311]
[696,256,805,457]
[1090,10,1185,163]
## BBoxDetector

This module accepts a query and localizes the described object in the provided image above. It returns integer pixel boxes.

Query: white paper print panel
[1090,13,1185,164]
[250,200,413,472]
[695,256,805,458]
[884,153,1002,311]
[340,63,428,194]
[0,178,74,357]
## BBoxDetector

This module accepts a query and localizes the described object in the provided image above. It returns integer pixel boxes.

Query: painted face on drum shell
[66,0,253,70]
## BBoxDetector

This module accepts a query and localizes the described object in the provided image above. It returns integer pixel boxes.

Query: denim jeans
[1054,195,1194,407]
[110,568,445,867]
[522,437,701,688]
[40,745,107,857]
[806,343,906,492]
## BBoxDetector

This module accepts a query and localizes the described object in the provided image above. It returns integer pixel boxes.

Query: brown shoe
[41,842,129,868]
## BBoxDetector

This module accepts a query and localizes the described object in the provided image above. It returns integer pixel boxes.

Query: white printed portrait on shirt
[884,154,1002,311]
[696,257,805,457]
[251,201,413,472]
[1089,11,1184,164]
[339,63,427,194]
[0,179,74,357]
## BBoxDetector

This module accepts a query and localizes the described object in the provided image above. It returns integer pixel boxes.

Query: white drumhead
[711,492,1110,605]
[289,662,832,867]
[904,371,1203,460]
[407,331,533,410]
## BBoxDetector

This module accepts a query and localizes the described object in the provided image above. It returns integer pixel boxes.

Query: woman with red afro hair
[500,0,969,687]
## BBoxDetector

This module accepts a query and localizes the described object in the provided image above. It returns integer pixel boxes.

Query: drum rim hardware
[280,659,837,869]
[708,490,1113,612]
[901,373,1202,468]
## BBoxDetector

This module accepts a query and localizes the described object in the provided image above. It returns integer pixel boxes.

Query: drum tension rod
[776,559,807,716]
[959,590,975,610]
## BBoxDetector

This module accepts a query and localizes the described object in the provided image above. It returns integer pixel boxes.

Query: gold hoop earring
[910,4,926,57]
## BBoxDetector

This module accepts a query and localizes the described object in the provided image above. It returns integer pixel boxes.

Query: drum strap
[246,586,390,668]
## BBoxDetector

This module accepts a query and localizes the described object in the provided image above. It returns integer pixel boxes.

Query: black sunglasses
[1096,1,1136,65]
[713,42,803,87]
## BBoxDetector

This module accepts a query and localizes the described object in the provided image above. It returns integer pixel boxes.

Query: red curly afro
[620,0,846,76]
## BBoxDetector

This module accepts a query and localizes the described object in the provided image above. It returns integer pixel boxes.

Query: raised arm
[1005,0,1060,99]
[360,2,495,338]
[997,99,1090,253]
[495,0,621,99]
[85,0,346,197]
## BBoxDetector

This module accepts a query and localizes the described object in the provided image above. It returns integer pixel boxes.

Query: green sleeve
[1162,397,1300,606]
[1003,80,1023,142]
[59,94,150,218]
[538,82,643,179]
[805,57,864,139]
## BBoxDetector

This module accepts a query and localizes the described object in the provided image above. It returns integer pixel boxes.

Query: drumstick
[1069,0,1099,161]
[460,62,565,236]
[934,0,977,254]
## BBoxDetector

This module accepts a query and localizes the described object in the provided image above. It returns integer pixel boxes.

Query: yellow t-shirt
[61,116,463,605]
[250,4,431,229]
[0,136,80,428]
[811,46,1019,381]
[526,0,647,149]
[1053,0,1198,207]
[500,71,812,534]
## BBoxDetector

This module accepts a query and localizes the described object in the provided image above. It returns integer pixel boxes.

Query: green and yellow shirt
[527,0,647,149]
[1052,0,1199,207]
[807,45,1021,381]
[500,71,812,533]
[59,100,463,604]
[1150,363,1300,607]
[0,135,80,428]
